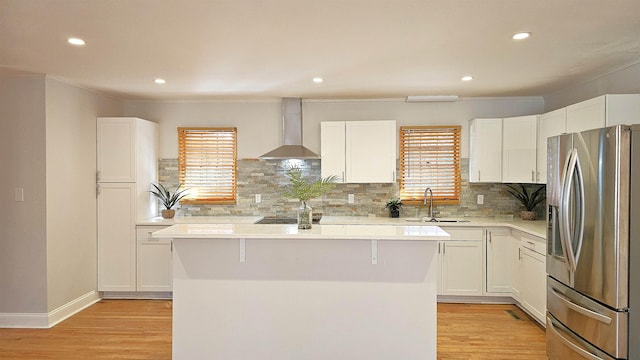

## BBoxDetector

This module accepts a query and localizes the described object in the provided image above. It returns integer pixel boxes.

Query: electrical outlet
[255,194,261,203]
[348,194,355,204]
[477,194,484,205]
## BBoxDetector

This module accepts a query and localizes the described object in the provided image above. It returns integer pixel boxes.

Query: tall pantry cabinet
[97,117,158,292]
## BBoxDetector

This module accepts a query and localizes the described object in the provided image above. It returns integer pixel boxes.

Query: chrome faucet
[424,187,437,222]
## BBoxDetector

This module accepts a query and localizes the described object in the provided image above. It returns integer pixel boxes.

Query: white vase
[297,201,312,229]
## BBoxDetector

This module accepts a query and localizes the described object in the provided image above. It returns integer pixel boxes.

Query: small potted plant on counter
[150,183,189,219]
[385,198,403,218]
[505,184,545,220]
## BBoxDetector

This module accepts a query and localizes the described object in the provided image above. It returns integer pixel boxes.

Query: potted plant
[282,167,337,229]
[385,199,403,218]
[505,184,545,220]
[150,183,189,219]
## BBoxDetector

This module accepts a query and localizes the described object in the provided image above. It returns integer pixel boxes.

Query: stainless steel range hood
[259,97,319,159]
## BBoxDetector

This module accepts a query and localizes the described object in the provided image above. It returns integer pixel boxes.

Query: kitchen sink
[405,218,470,223]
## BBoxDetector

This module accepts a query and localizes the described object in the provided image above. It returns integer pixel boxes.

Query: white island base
[155,224,448,360]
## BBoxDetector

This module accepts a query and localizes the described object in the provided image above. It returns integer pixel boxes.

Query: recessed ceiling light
[154,78,166,84]
[312,77,323,83]
[67,37,85,46]
[512,32,531,40]
[461,75,473,82]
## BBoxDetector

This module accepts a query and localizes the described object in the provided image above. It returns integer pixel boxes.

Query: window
[178,127,237,204]
[399,126,461,204]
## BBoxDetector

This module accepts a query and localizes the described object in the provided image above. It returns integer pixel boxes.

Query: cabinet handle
[478,170,481,182]
[438,242,441,254]
[532,170,535,182]
[443,243,446,255]
[536,171,540,183]
[392,170,395,182]
[488,231,492,243]
[342,171,345,182]
[96,171,101,182]
[519,248,522,260]
[96,184,100,196]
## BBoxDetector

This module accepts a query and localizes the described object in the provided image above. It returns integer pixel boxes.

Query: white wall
[0,76,48,313]
[125,97,544,159]
[45,78,123,311]
[544,62,640,111]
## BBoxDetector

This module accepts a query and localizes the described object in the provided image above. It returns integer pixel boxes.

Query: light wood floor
[0,300,546,359]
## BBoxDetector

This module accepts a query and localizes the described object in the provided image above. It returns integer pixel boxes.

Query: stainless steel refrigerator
[546,124,640,359]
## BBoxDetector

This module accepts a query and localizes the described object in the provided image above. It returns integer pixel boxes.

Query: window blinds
[399,126,461,204]
[178,127,237,204]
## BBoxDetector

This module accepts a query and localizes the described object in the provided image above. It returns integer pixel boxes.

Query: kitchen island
[153,223,449,360]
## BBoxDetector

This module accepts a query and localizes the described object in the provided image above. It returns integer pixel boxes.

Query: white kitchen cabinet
[321,120,396,183]
[502,115,538,183]
[510,238,523,301]
[97,183,137,291]
[485,228,514,294]
[320,121,346,181]
[537,108,567,184]
[469,118,502,183]
[603,94,640,126]
[97,117,158,293]
[345,121,396,183]
[567,94,640,132]
[137,226,172,292]
[518,232,547,324]
[438,228,484,296]
[566,95,606,133]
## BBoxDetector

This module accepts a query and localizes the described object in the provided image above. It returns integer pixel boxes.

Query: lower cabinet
[519,233,546,323]
[485,228,514,294]
[438,228,484,296]
[136,225,172,292]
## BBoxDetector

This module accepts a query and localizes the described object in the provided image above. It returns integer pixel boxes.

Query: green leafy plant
[385,199,403,211]
[150,183,189,209]
[505,184,545,211]
[282,167,337,202]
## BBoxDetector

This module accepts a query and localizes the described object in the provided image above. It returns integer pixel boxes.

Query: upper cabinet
[321,120,396,183]
[566,96,606,133]
[566,94,640,132]
[502,115,537,183]
[97,117,158,183]
[320,122,346,181]
[469,118,502,183]
[537,108,566,184]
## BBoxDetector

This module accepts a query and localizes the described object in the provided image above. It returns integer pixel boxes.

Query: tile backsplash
[158,158,546,219]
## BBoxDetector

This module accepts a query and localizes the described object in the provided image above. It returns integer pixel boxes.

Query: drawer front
[439,227,483,241]
[520,234,545,255]
[136,226,170,242]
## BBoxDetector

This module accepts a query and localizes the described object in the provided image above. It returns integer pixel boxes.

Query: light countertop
[152,223,450,241]
[137,216,262,226]
[141,215,547,239]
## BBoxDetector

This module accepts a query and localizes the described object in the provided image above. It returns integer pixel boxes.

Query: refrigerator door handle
[560,148,585,272]
[548,318,606,360]
[551,287,612,324]
[559,149,577,271]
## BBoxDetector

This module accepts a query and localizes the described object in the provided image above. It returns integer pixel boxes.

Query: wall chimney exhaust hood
[259,97,320,159]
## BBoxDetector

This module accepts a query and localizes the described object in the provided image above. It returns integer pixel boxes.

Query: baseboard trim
[47,290,101,327]
[0,290,100,329]
[101,291,172,300]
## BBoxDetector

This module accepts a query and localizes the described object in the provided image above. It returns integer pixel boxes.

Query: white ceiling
[1,0,640,101]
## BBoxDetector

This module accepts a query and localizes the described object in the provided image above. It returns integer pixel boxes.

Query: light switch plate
[255,194,261,203]
[15,188,24,202]
[477,194,484,205]
[348,194,355,204]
